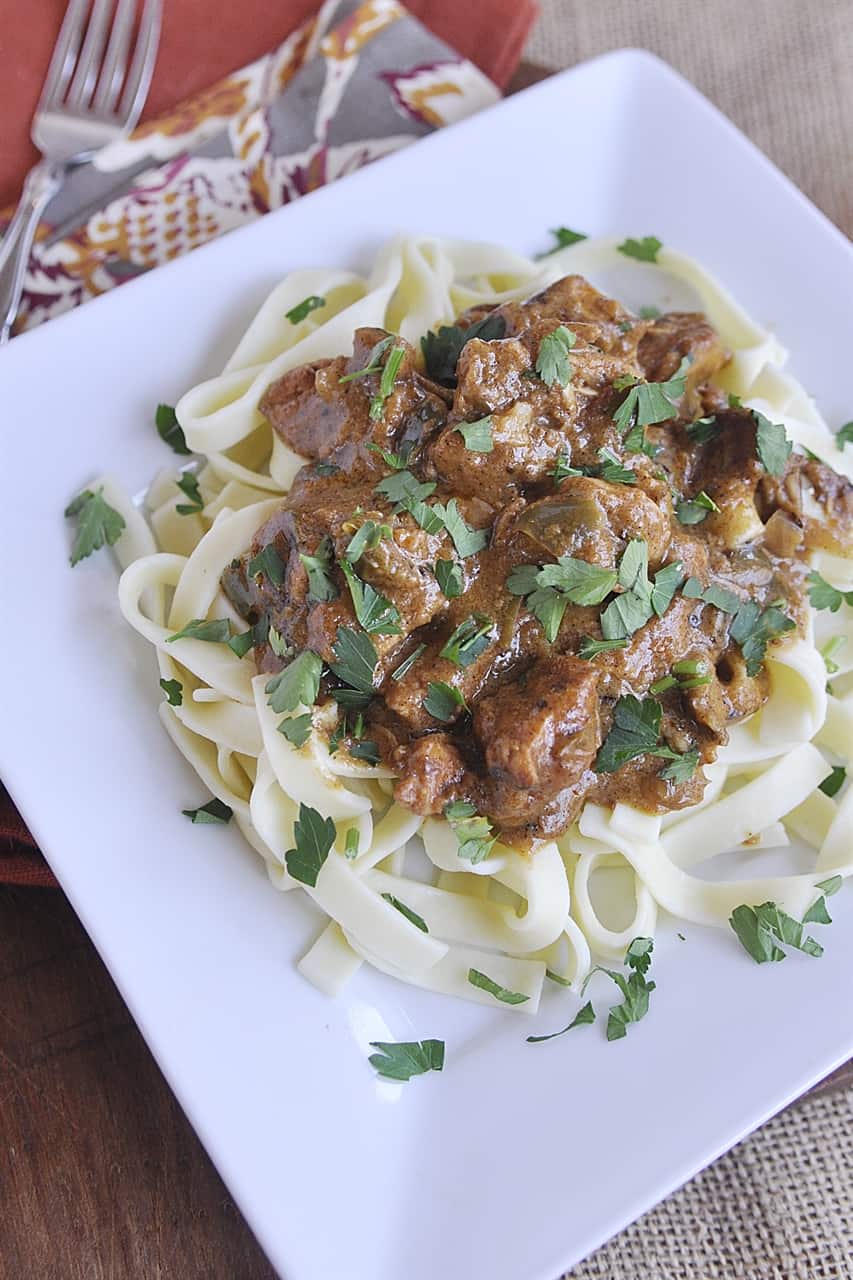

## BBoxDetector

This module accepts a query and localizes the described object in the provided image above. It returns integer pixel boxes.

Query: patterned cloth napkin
[0,0,535,885]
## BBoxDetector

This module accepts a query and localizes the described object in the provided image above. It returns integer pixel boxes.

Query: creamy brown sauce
[221,275,853,845]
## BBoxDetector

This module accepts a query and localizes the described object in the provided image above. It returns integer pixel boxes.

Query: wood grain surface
[2,60,850,1280]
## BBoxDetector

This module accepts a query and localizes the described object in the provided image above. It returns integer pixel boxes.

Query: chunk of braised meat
[474,656,600,792]
[757,455,853,558]
[259,328,448,460]
[393,734,468,815]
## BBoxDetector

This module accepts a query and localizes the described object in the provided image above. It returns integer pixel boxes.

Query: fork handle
[0,159,65,345]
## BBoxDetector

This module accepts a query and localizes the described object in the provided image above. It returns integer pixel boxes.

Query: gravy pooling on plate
[220,275,853,845]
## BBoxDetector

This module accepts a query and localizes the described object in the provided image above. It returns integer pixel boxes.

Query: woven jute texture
[526,4,853,1276]
[526,0,853,237]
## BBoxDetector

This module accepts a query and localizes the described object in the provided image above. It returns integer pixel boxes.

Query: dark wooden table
[2,60,851,1280]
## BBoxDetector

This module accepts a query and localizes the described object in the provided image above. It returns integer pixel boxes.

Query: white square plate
[2,50,852,1280]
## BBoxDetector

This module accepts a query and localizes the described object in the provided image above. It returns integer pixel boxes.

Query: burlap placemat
[525,4,853,1276]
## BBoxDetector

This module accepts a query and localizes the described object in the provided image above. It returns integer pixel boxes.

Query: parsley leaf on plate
[155,403,190,455]
[444,801,495,864]
[729,601,795,676]
[836,421,853,448]
[366,441,413,469]
[369,343,406,421]
[596,447,637,484]
[508,555,618,644]
[374,468,436,509]
[577,635,629,660]
[553,451,584,484]
[391,643,426,681]
[432,498,488,558]
[329,626,377,694]
[622,422,659,458]
[285,294,325,324]
[284,802,336,887]
[175,471,204,515]
[535,325,576,387]
[340,560,401,635]
[602,938,656,1040]
[159,677,183,706]
[819,766,846,798]
[807,570,853,612]
[424,681,467,722]
[368,1039,445,1081]
[659,748,700,783]
[467,968,529,1005]
[686,415,718,444]
[344,519,391,564]
[612,357,689,435]
[421,313,506,385]
[682,576,742,615]
[182,798,233,824]
[265,649,323,713]
[526,1000,596,1043]
[729,900,828,964]
[249,543,286,585]
[338,334,394,384]
[277,713,313,748]
[675,490,719,524]
[299,535,337,602]
[638,304,661,319]
[434,558,463,598]
[65,488,126,566]
[166,617,231,644]
[594,695,661,772]
[455,416,494,452]
[752,410,792,475]
[618,236,662,262]
[381,893,429,933]
[541,226,587,254]
[599,540,683,641]
[439,615,495,668]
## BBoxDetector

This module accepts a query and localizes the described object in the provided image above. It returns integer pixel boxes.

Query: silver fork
[0,0,161,344]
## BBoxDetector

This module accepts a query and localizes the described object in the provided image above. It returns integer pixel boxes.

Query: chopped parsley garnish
[752,410,792,475]
[434,558,463,598]
[338,334,394,384]
[622,422,659,458]
[439,615,495,668]
[526,1000,596,1043]
[507,556,618,644]
[344,519,392,564]
[432,498,488,558]
[729,601,796,676]
[350,739,380,764]
[836,421,853,448]
[638,305,661,319]
[806,570,853,613]
[278,713,313,748]
[821,635,847,674]
[268,625,290,659]
[374,468,436,508]
[182,798,233,825]
[424,681,467,722]
[659,748,700,783]
[682,577,741,614]
[444,801,495,864]
[228,628,256,658]
[594,694,696,780]
[368,1039,444,1081]
[265,649,322,712]
[284,802,336,887]
[596,447,637,484]
[578,635,629,660]
[612,357,689,435]
[366,441,413,469]
[313,460,340,477]
[381,893,429,933]
[675,490,719,524]
[344,828,360,860]
[299,535,337,602]
[455,416,494,452]
[369,343,406,421]
[285,294,325,324]
[175,471,204,514]
[421,313,506,385]
[599,540,683,641]
[340,559,401,635]
[819,766,846,798]
[618,236,662,263]
[391,643,426,681]
[155,403,190,455]
[248,543,286,585]
[166,617,231,644]
[553,452,583,484]
[65,488,126,566]
[729,895,834,964]
[591,937,656,1041]
[329,626,377,694]
[467,968,529,1006]
[159,677,183,706]
[542,226,587,254]
[686,415,718,444]
[535,325,576,387]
